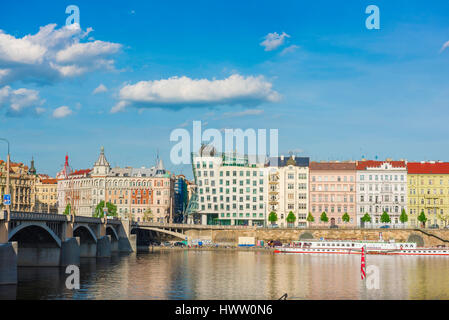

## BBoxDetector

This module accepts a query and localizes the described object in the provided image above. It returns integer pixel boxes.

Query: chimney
[292,155,295,160]
[280,155,284,161]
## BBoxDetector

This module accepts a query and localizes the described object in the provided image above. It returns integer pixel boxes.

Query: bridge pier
[80,242,97,257]
[0,242,17,285]
[97,235,111,258]
[60,237,80,266]
[17,245,61,267]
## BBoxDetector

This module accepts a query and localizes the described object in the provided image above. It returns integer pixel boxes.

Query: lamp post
[0,138,10,220]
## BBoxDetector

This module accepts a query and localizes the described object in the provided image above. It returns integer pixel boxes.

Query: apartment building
[267,155,309,227]
[309,162,357,227]
[356,160,407,227]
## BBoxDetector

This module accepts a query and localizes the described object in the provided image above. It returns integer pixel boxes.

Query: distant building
[309,161,357,227]
[0,159,35,212]
[407,161,449,227]
[193,148,269,226]
[356,160,407,227]
[34,175,58,213]
[174,175,189,223]
[267,155,310,227]
[57,147,175,222]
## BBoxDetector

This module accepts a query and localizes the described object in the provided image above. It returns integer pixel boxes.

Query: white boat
[274,240,449,256]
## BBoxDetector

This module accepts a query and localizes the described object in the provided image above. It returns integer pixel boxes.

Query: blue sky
[1,0,449,178]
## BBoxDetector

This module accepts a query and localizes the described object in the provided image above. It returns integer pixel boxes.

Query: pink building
[309,162,357,227]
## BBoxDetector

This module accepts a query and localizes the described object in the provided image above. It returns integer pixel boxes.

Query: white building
[57,147,174,221]
[193,149,269,226]
[267,155,309,227]
[356,160,407,227]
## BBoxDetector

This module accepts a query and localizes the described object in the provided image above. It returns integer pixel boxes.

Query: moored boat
[274,240,449,256]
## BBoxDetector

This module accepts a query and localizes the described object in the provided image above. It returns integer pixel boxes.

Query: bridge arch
[74,225,97,243]
[106,226,119,241]
[407,234,424,247]
[8,222,61,247]
[299,232,314,241]
[136,227,187,241]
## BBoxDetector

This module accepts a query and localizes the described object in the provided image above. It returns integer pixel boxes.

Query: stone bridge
[131,221,251,244]
[0,211,135,285]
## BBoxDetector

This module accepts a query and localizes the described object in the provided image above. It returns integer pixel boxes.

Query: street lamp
[0,138,10,219]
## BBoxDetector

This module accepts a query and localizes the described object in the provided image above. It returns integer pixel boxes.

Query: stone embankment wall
[185,228,449,247]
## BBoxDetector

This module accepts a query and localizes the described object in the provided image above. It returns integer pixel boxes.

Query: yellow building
[407,162,449,227]
[0,159,36,212]
[34,175,58,213]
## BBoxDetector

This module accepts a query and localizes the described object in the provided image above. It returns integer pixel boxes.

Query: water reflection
[1,251,449,300]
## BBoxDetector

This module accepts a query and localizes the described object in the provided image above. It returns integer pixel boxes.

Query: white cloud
[0,85,45,116]
[260,32,290,51]
[219,109,264,119]
[0,23,122,85]
[52,106,73,118]
[440,40,449,53]
[56,40,121,63]
[111,74,280,113]
[280,44,300,56]
[93,84,108,94]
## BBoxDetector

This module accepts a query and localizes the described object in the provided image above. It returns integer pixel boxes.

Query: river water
[2,250,449,300]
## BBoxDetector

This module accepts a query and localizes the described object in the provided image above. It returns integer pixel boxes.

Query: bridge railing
[4,211,122,225]
[10,212,68,222]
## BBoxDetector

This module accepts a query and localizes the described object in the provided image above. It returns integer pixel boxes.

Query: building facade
[34,175,58,213]
[407,161,449,227]
[356,160,407,227]
[57,147,175,222]
[0,159,35,212]
[309,162,357,227]
[193,150,269,226]
[267,155,309,227]
[174,175,189,223]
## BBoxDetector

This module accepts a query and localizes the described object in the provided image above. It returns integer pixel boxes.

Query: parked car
[429,224,440,229]
[174,241,187,247]
[268,240,282,247]
[268,224,279,229]
[162,241,172,247]
[330,225,339,229]
[380,225,390,229]
[444,225,449,229]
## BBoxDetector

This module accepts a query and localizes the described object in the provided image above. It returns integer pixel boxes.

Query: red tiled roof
[69,169,92,176]
[41,178,58,184]
[407,162,449,174]
[357,160,406,170]
[310,162,356,170]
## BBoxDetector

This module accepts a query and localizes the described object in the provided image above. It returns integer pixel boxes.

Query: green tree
[380,211,391,224]
[361,213,371,223]
[268,211,278,224]
[342,212,350,224]
[93,201,118,218]
[306,212,314,223]
[400,209,408,224]
[286,211,296,227]
[143,208,153,222]
[320,211,328,223]
[418,210,427,227]
[63,203,71,215]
